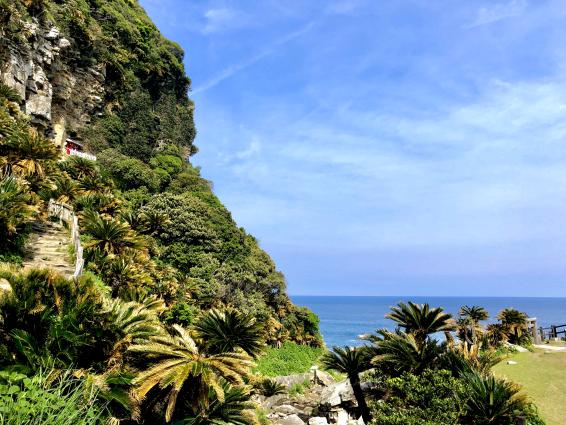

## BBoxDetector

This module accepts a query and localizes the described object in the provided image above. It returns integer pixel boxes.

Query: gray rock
[275,414,305,425]
[275,373,311,389]
[314,370,335,387]
[58,38,71,49]
[320,380,356,408]
[25,65,52,120]
[274,405,302,415]
[264,393,290,409]
[328,409,350,425]
[309,418,328,425]
[45,27,60,40]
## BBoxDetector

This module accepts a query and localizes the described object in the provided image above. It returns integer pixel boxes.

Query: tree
[128,324,253,422]
[0,175,34,250]
[386,302,455,347]
[321,346,372,424]
[193,309,265,357]
[370,331,445,375]
[82,211,145,256]
[458,306,489,344]
[181,380,258,425]
[496,308,528,344]
[459,305,489,323]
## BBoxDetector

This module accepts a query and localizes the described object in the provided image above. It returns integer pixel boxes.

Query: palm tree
[194,309,265,357]
[61,155,98,179]
[259,378,286,396]
[485,323,508,347]
[496,308,528,344]
[82,211,145,256]
[460,372,533,424]
[128,324,254,423]
[181,380,258,425]
[51,175,79,203]
[0,175,34,247]
[2,127,59,177]
[386,301,455,346]
[370,331,445,375]
[141,209,171,234]
[460,305,489,323]
[321,346,372,424]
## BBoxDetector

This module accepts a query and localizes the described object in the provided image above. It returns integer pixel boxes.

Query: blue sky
[140,0,566,296]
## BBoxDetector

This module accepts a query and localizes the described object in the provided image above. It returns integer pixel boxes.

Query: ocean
[291,296,566,347]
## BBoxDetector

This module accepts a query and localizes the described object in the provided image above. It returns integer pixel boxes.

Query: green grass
[254,342,323,377]
[289,379,311,397]
[493,349,566,425]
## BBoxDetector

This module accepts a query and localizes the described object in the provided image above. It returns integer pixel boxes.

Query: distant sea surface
[291,296,566,347]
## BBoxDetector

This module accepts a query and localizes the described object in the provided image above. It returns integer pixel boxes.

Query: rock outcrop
[1,19,105,144]
[259,368,366,425]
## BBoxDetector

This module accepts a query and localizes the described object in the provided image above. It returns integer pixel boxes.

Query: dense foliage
[0,0,321,423]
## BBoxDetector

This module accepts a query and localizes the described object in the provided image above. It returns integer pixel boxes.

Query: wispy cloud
[202,8,247,34]
[466,0,527,28]
[192,22,315,94]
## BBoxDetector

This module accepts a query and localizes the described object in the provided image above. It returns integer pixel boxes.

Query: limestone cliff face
[0,20,105,146]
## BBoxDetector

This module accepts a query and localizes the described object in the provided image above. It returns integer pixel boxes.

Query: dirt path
[22,221,75,278]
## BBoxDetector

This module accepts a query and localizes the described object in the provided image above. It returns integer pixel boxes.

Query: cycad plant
[321,346,372,424]
[180,380,259,425]
[259,378,286,397]
[458,305,489,344]
[0,175,34,248]
[370,330,445,375]
[194,309,265,357]
[2,126,59,177]
[496,308,528,344]
[460,371,538,424]
[128,324,254,423]
[386,301,455,346]
[82,211,145,257]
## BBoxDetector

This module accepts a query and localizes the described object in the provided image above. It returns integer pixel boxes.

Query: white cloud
[202,8,245,34]
[192,22,315,94]
[466,0,527,28]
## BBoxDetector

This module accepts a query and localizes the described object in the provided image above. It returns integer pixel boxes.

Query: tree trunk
[350,375,371,424]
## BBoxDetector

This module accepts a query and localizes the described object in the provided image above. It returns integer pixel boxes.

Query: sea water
[291,296,566,347]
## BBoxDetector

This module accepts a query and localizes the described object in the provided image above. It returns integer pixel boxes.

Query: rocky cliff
[1,19,105,144]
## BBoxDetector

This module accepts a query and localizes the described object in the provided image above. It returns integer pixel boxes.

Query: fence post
[48,199,84,278]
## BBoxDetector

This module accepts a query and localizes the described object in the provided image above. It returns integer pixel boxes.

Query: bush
[0,370,106,424]
[254,342,323,377]
[98,149,162,191]
[369,369,465,425]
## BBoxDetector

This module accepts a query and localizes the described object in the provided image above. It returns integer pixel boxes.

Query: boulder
[273,405,302,416]
[0,278,11,293]
[275,414,305,425]
[45,27,60,40]
[320,380,356,408]
[264,393,291,409]
[309,418,328,425]
[314,370,335,387]
[328,408,349,425]
[275,373,311,389]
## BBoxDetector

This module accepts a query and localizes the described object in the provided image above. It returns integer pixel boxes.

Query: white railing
[67,149,97,161]
[48,199,84,278]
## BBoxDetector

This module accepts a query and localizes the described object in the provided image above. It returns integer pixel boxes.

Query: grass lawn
[493,349,566,425]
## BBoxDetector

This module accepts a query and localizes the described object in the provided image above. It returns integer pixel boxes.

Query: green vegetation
[494,351,566,425]
[289,379,311,397]
[321,302,544,425]
[0,370,106,425]
[254,342,324,377]
[0,1,321,423]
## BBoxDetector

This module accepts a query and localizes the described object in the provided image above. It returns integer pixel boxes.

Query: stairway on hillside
[22,221,75,278]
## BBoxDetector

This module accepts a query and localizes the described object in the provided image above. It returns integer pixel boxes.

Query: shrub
[0,370,106,424]
[369,369,465,425]
[254,342,323,377]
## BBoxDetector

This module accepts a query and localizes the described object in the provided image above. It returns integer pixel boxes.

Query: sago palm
[128,324,254,423]
[321,346,372,424]
[3,127,59,177]
[180,380,258,425]
[496,308,528,344]
[0,175,34,244]
[371,331,445,375]
[386,301,455,346]
[460,305,489,323]
[61,155,98,179]
[460,372,533,424]
[82,211,145,256]
[51,175,79,203]
[194,309,265,357]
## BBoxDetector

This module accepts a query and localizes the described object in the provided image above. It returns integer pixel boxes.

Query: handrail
[47,199,84,278]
